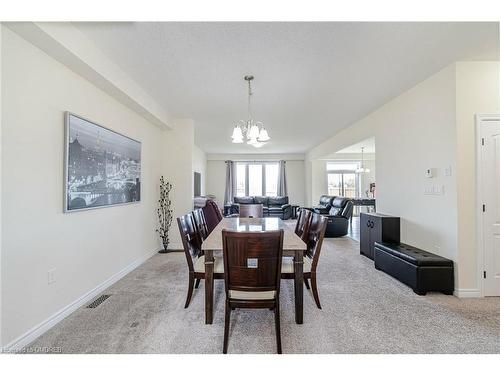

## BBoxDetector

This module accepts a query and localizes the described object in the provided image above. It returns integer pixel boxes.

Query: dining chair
[192,208,208,240]
[177,214,224,308]
[202,199,224,234]
[238,203,264,218]
[295,208,312,241]
[222,229,284,354]
[282,213,328,309]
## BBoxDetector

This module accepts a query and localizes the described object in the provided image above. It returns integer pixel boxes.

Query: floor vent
[86,294,111,308]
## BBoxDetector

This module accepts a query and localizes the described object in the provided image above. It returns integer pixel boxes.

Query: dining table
[201,217,307,325]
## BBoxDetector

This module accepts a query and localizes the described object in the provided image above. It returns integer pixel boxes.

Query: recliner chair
[323,197,353,237]
[313,195,335,214]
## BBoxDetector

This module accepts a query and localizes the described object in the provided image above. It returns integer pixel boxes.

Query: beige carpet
[27,237,500,354]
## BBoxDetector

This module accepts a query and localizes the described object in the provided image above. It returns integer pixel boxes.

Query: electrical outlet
[47,269,56,284]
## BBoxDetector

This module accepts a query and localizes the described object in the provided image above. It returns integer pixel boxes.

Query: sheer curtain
[224,160,236,205]
[277,160,288,196]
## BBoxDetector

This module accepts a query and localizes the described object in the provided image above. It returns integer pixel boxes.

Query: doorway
[477,114,500,296]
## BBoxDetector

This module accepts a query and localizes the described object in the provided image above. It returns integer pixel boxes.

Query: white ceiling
[336,138,376,154]
[74,22,499,154]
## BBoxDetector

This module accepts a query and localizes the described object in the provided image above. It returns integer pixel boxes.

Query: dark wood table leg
[204,250,214,324]
[293,250,304,324]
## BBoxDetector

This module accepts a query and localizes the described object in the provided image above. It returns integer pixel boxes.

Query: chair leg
[223,300,231,354]
[274,302,282,354]
[304,277,311,290]
[184,274,195,308]
[310,272,322,309]
[195,278,201,289]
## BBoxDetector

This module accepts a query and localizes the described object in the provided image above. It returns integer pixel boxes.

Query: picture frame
[64,112,142,212]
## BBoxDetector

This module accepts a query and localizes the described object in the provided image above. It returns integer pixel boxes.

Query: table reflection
[232,217,282,232]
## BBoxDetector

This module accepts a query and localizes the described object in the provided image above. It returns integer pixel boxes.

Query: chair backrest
[177,213,203,272]
[318,195,335,207]
[222,230,284,297]
[305,213,328,271]
[192,208,208,240]
[238,203,264,218]
[202,199,223,234]
[342,200,354,219]
[295,208,312,241]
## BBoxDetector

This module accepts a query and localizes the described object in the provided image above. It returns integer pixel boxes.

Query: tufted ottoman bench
[374,242,454,295]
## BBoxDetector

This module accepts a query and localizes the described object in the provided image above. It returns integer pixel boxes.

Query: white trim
[1,248,159,353]
[475,114,500,298]
[453,289,482,298]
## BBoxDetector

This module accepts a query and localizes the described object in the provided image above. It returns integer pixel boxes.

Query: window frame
[326,161,361,198]
[235,161,280,197]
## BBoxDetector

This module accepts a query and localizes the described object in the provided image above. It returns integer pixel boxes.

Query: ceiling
[336,138,375,154]
[74,22,499,154]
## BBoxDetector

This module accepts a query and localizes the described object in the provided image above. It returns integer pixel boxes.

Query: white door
[480,116,500,296]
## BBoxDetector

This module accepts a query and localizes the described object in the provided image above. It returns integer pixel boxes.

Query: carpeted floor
[27,236,500,354]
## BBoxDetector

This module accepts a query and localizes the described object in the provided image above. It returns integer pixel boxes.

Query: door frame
[475,114,500,297]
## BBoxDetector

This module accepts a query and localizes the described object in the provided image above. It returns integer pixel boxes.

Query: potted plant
[156,176,173,253]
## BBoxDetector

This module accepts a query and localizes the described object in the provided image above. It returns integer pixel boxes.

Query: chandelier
[231,75,270,148]
[355,147,371,173]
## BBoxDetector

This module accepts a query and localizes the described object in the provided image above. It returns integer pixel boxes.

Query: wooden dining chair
[222,229,284,354]
[282,213,328,309]
[295,208,312,241]
[238,203,264,218]
[192,208,208,240]
[177,214,224,308]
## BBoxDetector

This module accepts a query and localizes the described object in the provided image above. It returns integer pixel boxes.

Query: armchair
[323,197,353,237]
[313,195,335,214]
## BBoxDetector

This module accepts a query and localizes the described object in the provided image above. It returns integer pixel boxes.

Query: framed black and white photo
[64,112,142,212]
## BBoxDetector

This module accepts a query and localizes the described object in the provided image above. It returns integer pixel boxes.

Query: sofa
[230,196,293,220]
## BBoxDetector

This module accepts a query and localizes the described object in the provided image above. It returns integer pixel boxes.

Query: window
[326,162,360,198]
[235,163,246,197]
[265,164,279,196]
[235,162,279,197]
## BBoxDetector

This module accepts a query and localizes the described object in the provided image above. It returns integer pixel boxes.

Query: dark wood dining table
[201,217,307,325]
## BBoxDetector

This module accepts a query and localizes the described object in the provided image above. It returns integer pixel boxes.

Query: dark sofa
[230,196,292,220]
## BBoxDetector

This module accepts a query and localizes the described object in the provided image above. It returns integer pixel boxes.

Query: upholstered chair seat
[281,256,312,274]
[229,290,276,300]
[193,255,225,273]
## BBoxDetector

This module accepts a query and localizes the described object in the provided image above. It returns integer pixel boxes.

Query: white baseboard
[454,289,482,298]
[2,248,159,353]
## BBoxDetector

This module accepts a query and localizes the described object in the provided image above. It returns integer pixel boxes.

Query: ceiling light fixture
[231,75,270,147]
[356,147,370,173]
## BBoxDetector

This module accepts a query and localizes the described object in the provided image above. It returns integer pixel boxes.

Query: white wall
[192,145,207,196]
[1,27,193,347]
[206,154,306,206]
[307,65,459,280]
[306,62,500,294]
[455,62,500,293]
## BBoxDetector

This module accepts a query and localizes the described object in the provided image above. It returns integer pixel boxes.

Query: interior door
[480,117,500,296]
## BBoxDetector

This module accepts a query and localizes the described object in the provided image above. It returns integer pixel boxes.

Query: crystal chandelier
[356,147,370,173]
[231,75,270,148]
